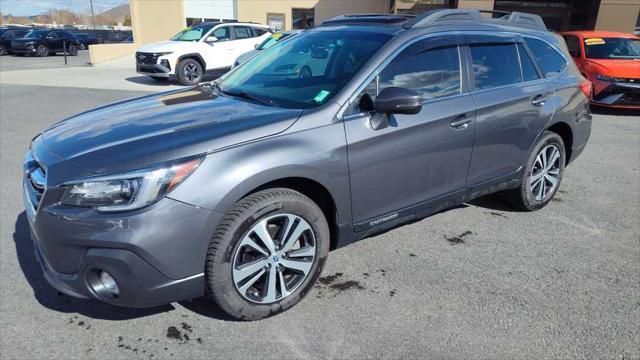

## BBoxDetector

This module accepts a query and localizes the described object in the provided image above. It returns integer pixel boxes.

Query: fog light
[99,271,120,296]
[160,59,170,71]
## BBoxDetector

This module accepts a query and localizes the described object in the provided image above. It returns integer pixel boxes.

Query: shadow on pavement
[467,193,523,212]
[13,212,175,320]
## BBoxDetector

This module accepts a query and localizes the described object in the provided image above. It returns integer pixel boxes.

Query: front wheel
[36,45,49,57]
[176,58,203,86]
[505,131,565,211]
[205,188,330,320]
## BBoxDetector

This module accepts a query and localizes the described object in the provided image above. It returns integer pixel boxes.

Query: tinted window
[211,27,230,42]
[233,26,252,39]
[470,43,521,90]
[379,45,461,101]
[524,38,567,77]
[518,44,540,82]
[563,35,581,57]
[253,27,268,37]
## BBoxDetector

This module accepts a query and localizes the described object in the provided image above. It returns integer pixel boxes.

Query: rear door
[231,26,260,57]
[464,34,555,188]
[344,35,477,227]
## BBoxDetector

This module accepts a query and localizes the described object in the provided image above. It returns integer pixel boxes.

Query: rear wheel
[176,58,203,86]
[68,44,78,56]
[36,45,49,57]
[205,188,330,320]
[505,131,565,211]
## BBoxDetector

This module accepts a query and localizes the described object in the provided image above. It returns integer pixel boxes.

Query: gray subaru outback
[23,10,592,320]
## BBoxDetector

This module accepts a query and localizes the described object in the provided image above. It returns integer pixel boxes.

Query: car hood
[137,40,199,53]
[587,59,640,78]
[41,87,302,176]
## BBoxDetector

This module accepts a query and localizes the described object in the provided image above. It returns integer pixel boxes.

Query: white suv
[136,22,271,85]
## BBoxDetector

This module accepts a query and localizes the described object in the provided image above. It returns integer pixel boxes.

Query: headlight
[596,74,622,82]
[61,157,202,212]
[154,52,172,57]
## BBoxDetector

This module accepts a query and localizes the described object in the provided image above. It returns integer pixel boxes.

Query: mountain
[97,4,130,22]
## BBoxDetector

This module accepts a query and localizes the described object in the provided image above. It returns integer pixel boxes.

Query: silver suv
[24,10,592,320]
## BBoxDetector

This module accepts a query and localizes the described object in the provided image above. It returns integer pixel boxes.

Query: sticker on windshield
[585,38,605,46]
[273,33,283,39]
[313,90,330,103]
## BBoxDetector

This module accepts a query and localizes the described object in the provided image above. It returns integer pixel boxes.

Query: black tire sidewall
[519,132,566,210]
[177,59,203,86]
[206,189,330,320]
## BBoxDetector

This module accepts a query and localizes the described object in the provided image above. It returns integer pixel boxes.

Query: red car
[561,31,640,109]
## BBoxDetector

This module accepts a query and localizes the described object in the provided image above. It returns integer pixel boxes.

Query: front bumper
[10,47,37,54]
[592,80,640,109]
[23,169,222,308]
[136,62,171,78]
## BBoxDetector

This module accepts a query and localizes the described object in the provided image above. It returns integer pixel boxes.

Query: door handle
[450,115,472,130]
[532,94,548,106]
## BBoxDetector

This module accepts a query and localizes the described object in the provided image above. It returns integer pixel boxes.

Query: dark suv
[0,28,30,55]
[11,29,79,57]
[23,10,591,320]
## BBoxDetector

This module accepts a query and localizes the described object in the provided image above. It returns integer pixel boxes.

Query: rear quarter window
[524,38,568,78]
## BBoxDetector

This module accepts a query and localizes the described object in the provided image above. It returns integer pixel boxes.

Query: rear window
[524,38,567,77]
[470,43,521,90]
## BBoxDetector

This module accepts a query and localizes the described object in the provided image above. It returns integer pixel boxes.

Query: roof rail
[320,13,415,27]
[403,9,547,31]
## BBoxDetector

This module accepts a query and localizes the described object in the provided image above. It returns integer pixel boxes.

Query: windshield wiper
[221,89,277,107]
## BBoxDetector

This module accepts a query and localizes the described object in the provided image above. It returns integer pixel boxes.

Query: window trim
[339,35,467,121]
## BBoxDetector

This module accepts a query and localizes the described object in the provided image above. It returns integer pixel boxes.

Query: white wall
[184,0,236,21]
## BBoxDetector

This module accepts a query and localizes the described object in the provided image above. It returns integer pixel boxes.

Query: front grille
[619,93,640,105]
[24,151,46,214]
[136,52,159,65]
[11,41,27,48]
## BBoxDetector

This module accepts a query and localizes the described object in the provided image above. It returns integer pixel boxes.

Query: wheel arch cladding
[547,122,573,164]
[242,177,339,250]
[179,53,206,70]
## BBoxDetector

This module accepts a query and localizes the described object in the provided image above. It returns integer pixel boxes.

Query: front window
[24,30,47,39]
[218,29,393,109]
[584,37,640,60]
[170,23,215,42]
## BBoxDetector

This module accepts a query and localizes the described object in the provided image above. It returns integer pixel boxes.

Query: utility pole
[89,0,96,29]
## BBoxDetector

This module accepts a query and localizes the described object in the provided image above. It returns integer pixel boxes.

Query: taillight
[579,79,593,100]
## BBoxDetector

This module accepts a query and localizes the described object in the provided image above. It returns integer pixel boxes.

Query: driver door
[203,25,234,70]
[344,36,477,229]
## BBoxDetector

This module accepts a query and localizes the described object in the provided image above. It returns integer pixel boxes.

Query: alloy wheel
[232,213,316,304]
[184,63,201,83]
[529,144,561,201]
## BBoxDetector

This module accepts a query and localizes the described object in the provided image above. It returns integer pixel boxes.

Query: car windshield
[584,37,640,59]
[24,30,47,39]
[219,28,393,109]
[257,32,291,50]
[171,23,215,41]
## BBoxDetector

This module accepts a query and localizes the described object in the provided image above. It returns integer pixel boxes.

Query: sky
[1,0,129,17]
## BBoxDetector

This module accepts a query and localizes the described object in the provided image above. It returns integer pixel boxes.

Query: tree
[123,15,131,26]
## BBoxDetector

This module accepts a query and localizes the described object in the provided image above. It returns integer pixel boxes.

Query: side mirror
[206,36,218,43]
[375,87,422,115]
[370,87,422,130]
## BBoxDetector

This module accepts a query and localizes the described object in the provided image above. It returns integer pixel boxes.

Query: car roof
[562,30,639,39]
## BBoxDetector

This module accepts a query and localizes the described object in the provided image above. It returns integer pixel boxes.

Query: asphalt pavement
[0,82,638,359]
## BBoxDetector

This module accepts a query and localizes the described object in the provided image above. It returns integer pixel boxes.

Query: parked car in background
[74,33,99,50]
[11,29,80,57]
[0,28,30,55]
[562,31,640,108]
[121,35,133,43]
[136,22,272,85]
[232,30,300,68]
[24,9,591,321]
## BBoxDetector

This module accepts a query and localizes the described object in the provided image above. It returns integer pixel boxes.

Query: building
[89,0,640,64]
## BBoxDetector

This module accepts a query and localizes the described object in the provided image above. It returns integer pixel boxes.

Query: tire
[36,45,49,57]
[205,188,330,320]
[68,44,78,56]
[176,58,203,86]
[150,76,169,82]
[505,131,566,211]
[79,43,86,50]
[299,65,312,79]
